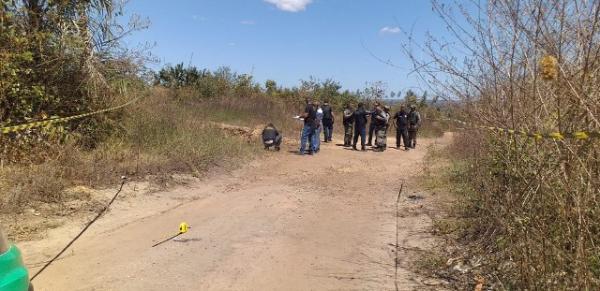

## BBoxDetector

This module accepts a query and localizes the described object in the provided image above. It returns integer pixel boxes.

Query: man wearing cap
[407,104,422,149]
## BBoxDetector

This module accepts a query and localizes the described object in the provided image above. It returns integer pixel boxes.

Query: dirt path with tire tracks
[24,133,452,291]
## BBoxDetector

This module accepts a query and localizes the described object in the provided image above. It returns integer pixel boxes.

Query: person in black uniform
[352,102,370,151]
[321,100,334,142]
[393,105,410,150]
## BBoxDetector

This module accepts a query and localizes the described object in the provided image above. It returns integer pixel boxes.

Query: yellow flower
[540,55,558,81]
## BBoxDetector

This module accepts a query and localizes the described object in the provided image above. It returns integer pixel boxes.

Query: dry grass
[404,1,600,289]
[409,140,478,289]
[415,135,491,289]
[0,87,302,214]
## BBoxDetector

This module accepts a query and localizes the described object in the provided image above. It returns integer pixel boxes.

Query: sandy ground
[23,133,452,291]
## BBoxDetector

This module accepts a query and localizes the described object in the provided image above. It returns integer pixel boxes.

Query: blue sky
[122,0,453,96]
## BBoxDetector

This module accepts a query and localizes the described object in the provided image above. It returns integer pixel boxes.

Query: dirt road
[24,134,451,291]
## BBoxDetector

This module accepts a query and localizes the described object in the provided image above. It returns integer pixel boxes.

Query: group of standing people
[342,101,421,152]
[298,99,421,155]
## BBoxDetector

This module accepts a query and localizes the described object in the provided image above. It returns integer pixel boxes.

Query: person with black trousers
[367,101,380,146]
[393,105,410,150]
[352,102,370,151]
[321,100,334,142]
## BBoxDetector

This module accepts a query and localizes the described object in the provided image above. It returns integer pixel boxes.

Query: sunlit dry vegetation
[408,0,600,289]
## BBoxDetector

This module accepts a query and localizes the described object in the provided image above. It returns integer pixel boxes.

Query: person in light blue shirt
[314,101,324,153]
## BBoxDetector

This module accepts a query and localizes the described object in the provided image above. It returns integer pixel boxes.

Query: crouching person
[262,123,282,151]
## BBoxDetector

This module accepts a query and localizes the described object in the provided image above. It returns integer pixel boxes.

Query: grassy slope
[0,87,300,221]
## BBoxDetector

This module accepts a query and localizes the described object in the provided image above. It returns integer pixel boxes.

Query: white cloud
[264,0,313,12]
[380,26,401,34]
[192,15,207,22]
[240,20,256,25]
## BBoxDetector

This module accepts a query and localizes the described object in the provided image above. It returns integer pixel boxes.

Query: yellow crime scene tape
[1,96,141,135]
[442,118,600,141]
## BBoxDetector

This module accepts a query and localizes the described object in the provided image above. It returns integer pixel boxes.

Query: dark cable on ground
[30,177,127,281]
